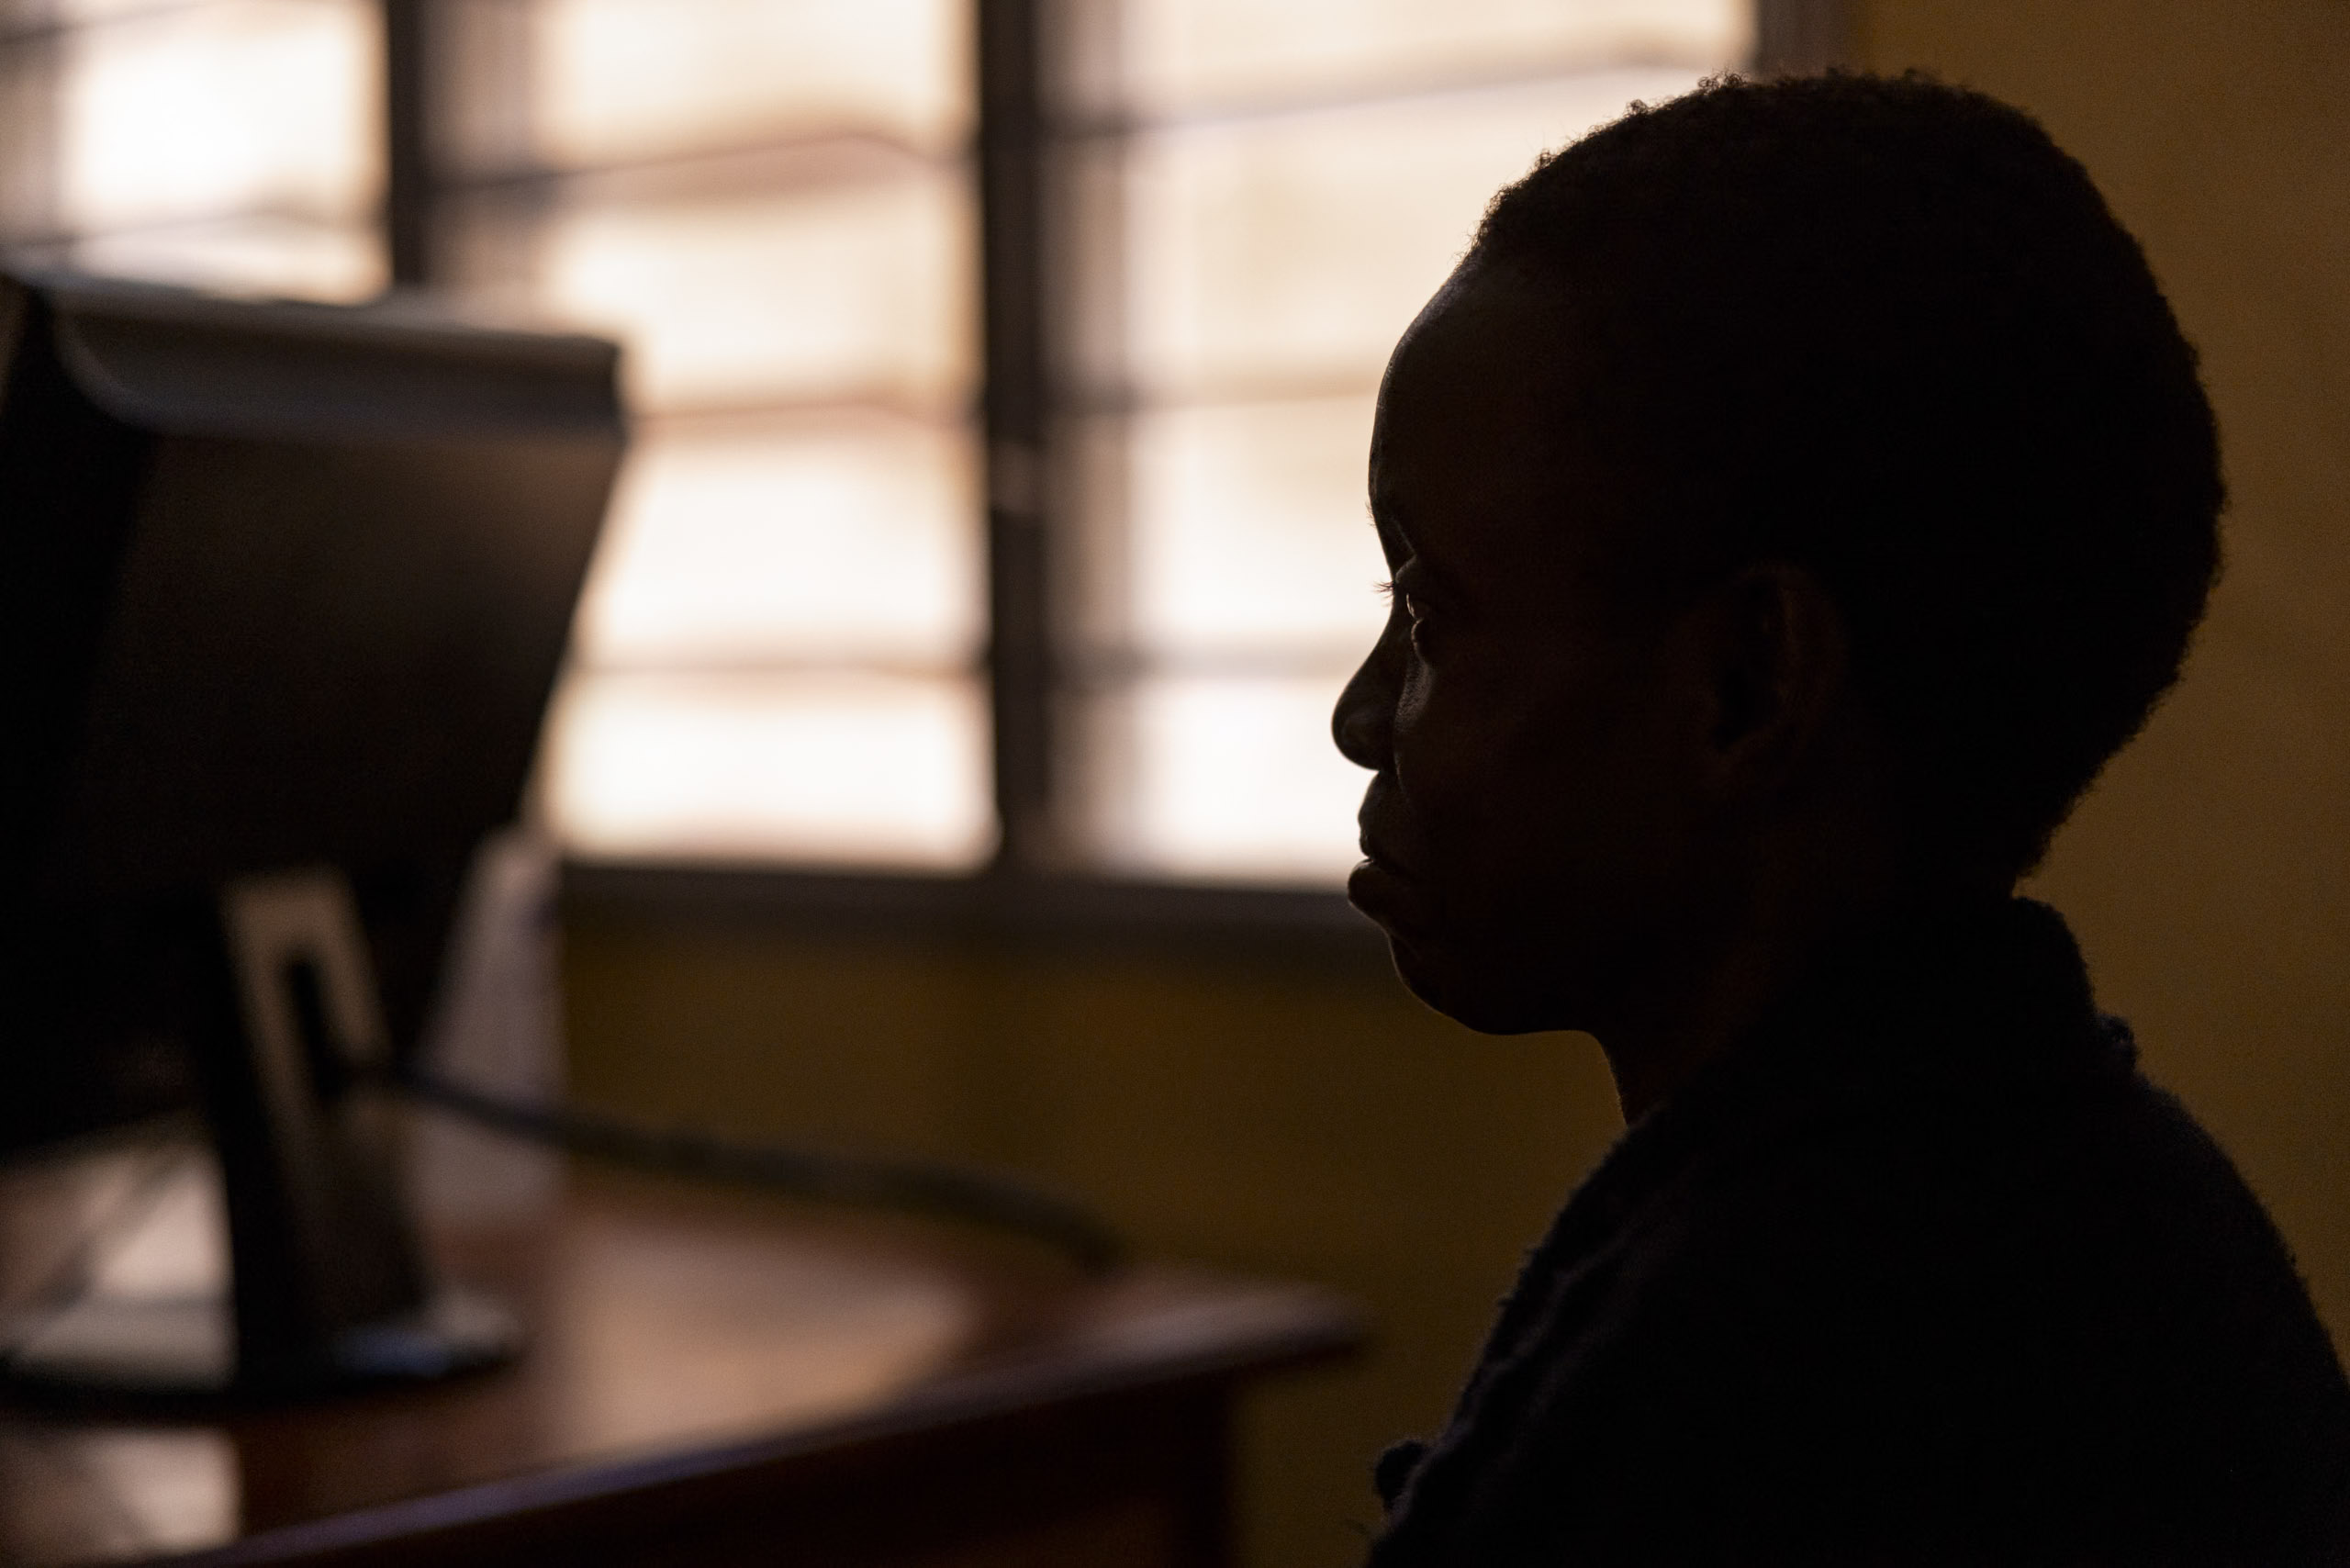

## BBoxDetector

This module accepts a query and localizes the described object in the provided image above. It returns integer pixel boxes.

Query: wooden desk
[0,1167,1361,1567]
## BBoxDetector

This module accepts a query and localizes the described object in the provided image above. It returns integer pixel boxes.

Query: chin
[1384,930,1566,1036]
[1351,852,1591,1032]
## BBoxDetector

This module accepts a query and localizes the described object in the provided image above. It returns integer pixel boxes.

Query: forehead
[1370,263,1608,588]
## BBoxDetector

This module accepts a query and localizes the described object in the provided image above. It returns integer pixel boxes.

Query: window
[435,0,992,869]
[1057,1,1745,881]
[0,0,383,298]
[0,0,1751,890]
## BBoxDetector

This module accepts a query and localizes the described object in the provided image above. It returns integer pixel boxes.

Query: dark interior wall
[560,7,2350,1566]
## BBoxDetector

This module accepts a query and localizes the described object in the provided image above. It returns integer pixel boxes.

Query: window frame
[377,0,1842,942]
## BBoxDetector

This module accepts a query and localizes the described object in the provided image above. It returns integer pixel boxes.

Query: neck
[1597,902,1837,1124]
[1595,827,1992,1124]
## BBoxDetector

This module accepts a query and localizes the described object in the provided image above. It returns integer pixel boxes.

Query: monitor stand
[0,868,518,1406]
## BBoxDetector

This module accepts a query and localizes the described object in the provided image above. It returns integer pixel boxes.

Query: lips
[1347,823,1420,927]
[1354,820,1411,880]
[1354,777,1408,872]
[1349,772,1425,932]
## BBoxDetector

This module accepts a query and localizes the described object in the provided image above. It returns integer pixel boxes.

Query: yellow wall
[1856,0,2350,1350]
[563,8,2350,1565]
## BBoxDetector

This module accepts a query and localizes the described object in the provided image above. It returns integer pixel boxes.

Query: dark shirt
[1367,899,2350,1564]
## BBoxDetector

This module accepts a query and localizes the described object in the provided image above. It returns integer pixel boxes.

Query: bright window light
[469,0,986,868]
[545,671,994,869]
[68,210,384,300]
[1094,0,1747,113]
[56,0,379,239]
[1086,675,1370,884]
[32,1,237,20]
[576,414,981,668]
[1117,395,1387,663]
[533,174,974,413]
[529,0,970,167]
[1123,70,1718,397]
[14,0,387,301]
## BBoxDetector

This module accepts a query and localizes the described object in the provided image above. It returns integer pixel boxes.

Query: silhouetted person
[1334,73,2350,1564]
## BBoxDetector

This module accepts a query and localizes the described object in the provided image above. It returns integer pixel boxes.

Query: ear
[1675,562,1854,799]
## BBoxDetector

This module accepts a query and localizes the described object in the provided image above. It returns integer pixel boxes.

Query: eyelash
[1376,580,1434,656]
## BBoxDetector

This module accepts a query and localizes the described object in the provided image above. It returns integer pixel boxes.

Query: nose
[1332,627,1398,771]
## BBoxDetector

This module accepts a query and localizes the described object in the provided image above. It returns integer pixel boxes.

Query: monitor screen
[0,273,624,1159]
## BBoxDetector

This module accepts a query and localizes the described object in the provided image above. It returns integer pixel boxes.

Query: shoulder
[1460,1044,2350,1562]
[1653,1045,2343,1400]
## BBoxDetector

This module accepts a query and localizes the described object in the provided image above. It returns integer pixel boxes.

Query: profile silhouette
[1336,72,2350,1564]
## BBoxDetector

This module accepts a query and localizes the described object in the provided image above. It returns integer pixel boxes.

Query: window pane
[523,0,970,167]
[1122,69,1714,396]
[527,173,973,412]
[1,1,227,21]
[576,414,980,668]
[460,0,988,869]
[54,0,379,235]
[1081,0,1746,114]
[66,211,381,299]
[1099,396,1385,662]
[546,671,993,868]
[1080,674,1365,885]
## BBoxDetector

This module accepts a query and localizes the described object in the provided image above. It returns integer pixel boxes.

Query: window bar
[381,0,434,288]
[977,0,1057,873]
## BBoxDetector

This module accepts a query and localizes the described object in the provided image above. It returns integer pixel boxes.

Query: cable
[393,1067,1126,1275]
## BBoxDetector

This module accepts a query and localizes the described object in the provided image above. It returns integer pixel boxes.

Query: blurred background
[0,2,2344,1565]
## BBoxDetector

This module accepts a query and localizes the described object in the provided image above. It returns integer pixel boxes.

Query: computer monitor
[0,271,623,1398]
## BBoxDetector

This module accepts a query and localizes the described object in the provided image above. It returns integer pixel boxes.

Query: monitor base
[0,1284,518,1411]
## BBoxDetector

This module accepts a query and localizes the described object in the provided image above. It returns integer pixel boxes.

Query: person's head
[1334,73,2221,1037]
